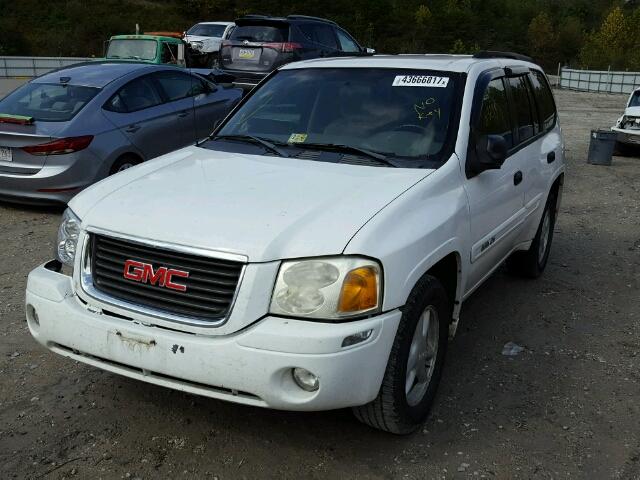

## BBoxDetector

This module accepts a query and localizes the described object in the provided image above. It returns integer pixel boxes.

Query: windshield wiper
[296,143,398,167]
[212,134,291,157]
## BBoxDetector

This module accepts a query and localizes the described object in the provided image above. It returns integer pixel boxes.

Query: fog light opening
[26,304,39,327]
[292,367,319,392]
[341,329,373,348]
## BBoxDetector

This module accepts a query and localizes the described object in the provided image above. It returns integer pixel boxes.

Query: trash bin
[587,129,617,166]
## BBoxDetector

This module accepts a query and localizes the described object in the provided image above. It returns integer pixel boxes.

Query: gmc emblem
[123,259,189,292]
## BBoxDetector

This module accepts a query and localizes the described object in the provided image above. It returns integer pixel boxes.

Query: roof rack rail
[473,51,534,63]
[238,14,271,19]
[286,15,336,25]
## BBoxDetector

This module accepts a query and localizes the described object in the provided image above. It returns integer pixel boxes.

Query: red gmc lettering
[123,259,189,292]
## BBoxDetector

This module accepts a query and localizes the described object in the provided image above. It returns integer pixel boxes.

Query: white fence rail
[560,67,640,95]
[0,57,92,77]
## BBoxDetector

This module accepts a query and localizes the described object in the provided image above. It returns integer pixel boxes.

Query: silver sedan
[0,62,243,204]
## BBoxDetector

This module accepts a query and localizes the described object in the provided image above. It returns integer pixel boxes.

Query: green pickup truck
[105,34,187,66]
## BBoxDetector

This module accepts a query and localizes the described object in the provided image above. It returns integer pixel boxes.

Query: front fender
[343,157,470,311]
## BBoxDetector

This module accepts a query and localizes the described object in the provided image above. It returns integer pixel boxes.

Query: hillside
[0,0,638,70]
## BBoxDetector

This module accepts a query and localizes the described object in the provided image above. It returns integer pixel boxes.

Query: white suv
[184,21,235,67]
[26,52,565,434]
[612,87,640,153]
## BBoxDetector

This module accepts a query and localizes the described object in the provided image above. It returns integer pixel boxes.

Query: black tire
[506,192,557,278]
[614,141,637,157]
[109,155,141,176]
[352,274,450,434]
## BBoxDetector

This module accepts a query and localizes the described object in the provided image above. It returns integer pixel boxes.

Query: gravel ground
[1,88,639,479]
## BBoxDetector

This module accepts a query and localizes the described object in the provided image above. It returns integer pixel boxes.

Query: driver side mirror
[470,134,508,174]
[365,47,376,55]
[210,71,236,84]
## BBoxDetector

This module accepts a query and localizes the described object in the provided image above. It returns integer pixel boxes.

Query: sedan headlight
[190,41,204,51]
[56,208,81,267]
[269,257,382,320]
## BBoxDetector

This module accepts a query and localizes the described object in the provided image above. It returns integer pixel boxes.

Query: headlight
[269,257,382,320]
[56,208,81,267]
[190,41,203,51]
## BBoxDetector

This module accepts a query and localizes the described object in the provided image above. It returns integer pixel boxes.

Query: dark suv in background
[219,15,372,89]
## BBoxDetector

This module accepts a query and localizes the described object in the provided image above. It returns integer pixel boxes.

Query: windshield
[107,39,157,60]
[230,25,288,42]
[216,68,460,166]
[629,91,640,108]
[0,82,99,122]
[187,24,227,37]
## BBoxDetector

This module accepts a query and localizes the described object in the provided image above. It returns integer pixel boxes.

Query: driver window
[477,78,513,149]
[161,43,178,64]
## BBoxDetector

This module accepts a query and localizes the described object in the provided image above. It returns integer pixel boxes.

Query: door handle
[177,111,190,118]
[125,125,140,133]
[514,171,523,186]
[547,151,556,163]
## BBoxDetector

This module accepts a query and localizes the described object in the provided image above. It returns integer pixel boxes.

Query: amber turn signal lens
[338,266,378,313]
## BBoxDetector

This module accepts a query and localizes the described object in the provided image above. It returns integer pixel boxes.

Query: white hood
[70,146,431,262]
[624,106,640,117]
[185,35,222,53]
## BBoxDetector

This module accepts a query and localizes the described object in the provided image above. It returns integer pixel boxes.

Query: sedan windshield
[0,82,99,122]
[187,24,227,37]
[215,68,460,167]
[629,91,640,108]
[107,39,157,61]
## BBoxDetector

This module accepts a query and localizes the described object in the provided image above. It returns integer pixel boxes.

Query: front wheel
[352,275,450,434]
[109,155,141,175]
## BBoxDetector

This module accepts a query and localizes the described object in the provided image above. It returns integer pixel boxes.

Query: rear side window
[230,25,288,43]
[298,24,338,49]
[477,78,513,149]
[507,76,536,144]
[104,76,162,113]
[161,43,179,64]
[530,70,557,130]
[335,29,360,52]
[153,71,206,101]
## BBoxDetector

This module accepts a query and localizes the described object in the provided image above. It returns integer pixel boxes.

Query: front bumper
[612,127,640,145]
[26,262,401,411]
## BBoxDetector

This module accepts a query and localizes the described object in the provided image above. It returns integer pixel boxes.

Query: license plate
[238,48,256,59]
[0,147,12,162]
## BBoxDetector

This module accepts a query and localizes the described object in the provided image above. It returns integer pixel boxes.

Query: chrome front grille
[86,233,245,323]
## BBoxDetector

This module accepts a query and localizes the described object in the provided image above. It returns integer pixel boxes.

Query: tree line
[1,0,639,71]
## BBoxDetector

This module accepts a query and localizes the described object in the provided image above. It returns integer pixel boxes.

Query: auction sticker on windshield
[288,133,308,143]
[0,147,12,162]
[392,75,449,88]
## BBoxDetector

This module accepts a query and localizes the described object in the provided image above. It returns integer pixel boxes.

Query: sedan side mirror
[470,134,508,174]
[365,47,376,55]
[210,71,236,84]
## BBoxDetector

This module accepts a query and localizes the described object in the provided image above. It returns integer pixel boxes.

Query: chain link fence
[0,57,92,77]
[559,67,640,95]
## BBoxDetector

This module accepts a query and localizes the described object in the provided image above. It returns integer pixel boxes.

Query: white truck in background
[184,22,235,67]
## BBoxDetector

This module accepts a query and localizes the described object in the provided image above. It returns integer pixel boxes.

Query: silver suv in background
[219,15,372,89]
